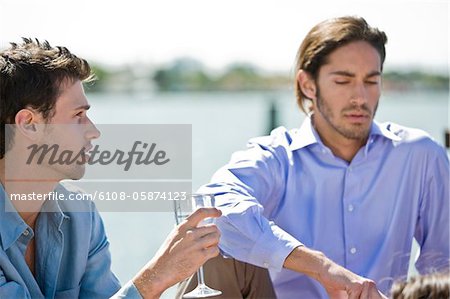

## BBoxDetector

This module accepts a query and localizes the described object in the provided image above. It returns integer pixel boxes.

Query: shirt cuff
[111,281,143,299]
[248,223,303,272]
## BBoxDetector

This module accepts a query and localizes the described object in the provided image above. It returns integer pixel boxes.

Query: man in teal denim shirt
[0,38,221,298]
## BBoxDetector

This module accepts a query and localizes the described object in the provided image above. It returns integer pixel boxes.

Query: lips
[84,145,93,154]
[343,112,370,123]
[81,145,93,163]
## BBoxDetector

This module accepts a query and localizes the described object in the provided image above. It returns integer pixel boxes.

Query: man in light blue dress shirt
[0,39,221,298]
[178,16,449,298]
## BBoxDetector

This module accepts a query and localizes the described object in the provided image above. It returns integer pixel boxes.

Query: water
[88,90,448,297]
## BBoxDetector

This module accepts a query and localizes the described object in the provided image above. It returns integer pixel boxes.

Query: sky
[0,0,448,73]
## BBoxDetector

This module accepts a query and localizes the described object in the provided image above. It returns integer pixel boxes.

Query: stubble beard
[315,87,378,141]
[40,125,86,181]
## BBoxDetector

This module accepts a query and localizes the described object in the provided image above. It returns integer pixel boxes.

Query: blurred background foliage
[85,57,449,94]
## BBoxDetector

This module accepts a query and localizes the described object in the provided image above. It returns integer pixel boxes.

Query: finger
[361,280,383,299]
[180,226,220,249]
[348,286,362,299]
[348,290,359,299]
[368,286,386,299]
[326,289,346,299]
[197,231,221,248]
[185,207,221,228]
[360,282,370,299]
[203,245,220,259]
[189,225,220,239]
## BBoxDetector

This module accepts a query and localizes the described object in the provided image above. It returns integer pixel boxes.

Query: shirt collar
[0,184,69,251]
[39,185,70,229]
[0,185,28,250]
[289,116,319,151]
[290,116,402,152]
[370,120,402,142]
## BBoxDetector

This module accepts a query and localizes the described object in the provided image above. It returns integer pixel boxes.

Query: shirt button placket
[343,165,358,267]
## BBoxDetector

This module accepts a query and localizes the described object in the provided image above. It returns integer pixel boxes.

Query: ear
[297,70,317,100]
[14,109,42,141]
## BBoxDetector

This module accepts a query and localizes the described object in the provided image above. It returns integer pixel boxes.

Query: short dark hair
[294,16,388,113]
[0,38,93,158]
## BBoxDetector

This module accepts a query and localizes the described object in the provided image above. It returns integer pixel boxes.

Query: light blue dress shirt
[0,183,142,298]
[199,117,449,298]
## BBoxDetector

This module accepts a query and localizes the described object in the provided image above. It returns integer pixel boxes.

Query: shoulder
[247,126,294,150]
[55,183,107,241]
[55,182,98,215]
[379,122,445,154]
[223,127,295,170]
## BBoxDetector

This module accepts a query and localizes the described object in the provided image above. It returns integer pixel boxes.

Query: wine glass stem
[197,266,206,286]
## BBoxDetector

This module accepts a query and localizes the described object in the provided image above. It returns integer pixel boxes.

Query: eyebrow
[74,105,91,111]
[329,70,381,78]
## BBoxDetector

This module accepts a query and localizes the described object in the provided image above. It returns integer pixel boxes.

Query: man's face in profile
[38,79,100,180]
[312,41,381,141]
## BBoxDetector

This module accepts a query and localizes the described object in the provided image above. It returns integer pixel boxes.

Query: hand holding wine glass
[181,194,223,298]
[132,204,221,299]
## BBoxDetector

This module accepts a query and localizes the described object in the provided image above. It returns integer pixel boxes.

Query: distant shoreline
[87,60,449,93]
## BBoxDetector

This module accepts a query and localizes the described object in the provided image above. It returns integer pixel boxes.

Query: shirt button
[348,204,354,212]
[263,262,269,268]
[350,247,357,254]
[23,229,29,236]
[348,167,353,172]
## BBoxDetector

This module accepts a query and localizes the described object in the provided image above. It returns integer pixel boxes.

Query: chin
[340,126,371,140]
[64,166,86,181]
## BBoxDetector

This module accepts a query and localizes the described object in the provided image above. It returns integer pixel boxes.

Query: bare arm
[132,208,221,299]
[284,246,387,299]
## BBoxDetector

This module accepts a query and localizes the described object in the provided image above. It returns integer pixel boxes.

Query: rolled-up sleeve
[111,281,142,299]
[199,134,303,272]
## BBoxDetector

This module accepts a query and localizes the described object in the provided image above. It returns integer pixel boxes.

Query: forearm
[283,246,386,298]
[283,245,329,281]
[132,264,168,299]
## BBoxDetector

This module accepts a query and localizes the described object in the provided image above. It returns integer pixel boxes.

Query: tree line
[86,58,449,93]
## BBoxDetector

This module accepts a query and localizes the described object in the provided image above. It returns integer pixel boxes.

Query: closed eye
[73,105,91,118]
[75,111,85,118]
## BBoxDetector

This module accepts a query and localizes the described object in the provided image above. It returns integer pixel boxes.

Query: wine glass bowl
[173,193,222,298]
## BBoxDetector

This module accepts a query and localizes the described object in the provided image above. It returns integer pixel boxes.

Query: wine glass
[173,193,222,298]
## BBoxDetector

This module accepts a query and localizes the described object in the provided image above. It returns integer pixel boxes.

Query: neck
[312,116,368,162]
[320,135,365,162]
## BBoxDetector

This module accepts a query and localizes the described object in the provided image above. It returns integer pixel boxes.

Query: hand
[284,246,387,299]
[319,261,388,299]
[133,207,222,299]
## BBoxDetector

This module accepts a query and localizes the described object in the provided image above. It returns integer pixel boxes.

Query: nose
[85,117,101,140]
[350,83,368,106]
